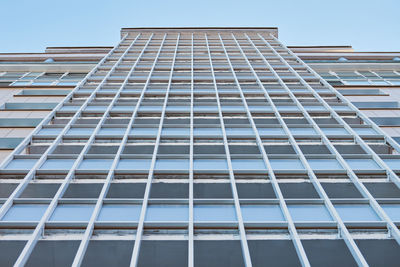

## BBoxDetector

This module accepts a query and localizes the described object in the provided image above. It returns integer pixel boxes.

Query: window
[97,204,141,221]
[4,102,56,110]
[352,127,378,135]
[370,117,400,127]
[194,183,232,198]
[0,118,41,127]
[194,159,228,171]
[98,128,126,135]
[60,105,80,112]
[40,159,76,170]
[343,80,370,85]
[5,158,38,170]
[381,204,400,221]
[382,159,400,170]
[66,128,94,135]
[161,128,190,136]
[155,159,189,170]
[85,106,107,112]
[345,159,381,170]
[2,204,47,221]
[130,128,158,136]
[276,105,299,111]
[241,205,284,222]
[304,105,327,111]
[320,128,349,135]
[269,159,304,170]
[194,128,222,136]
[117,159,152,170]
[79,159,113,170]
[50,204,94,221]
[307,159,343,170]
[231,159,267,171]
[145,205,188,222]
[288,205,333,221]
[0,138,22,149]
[280,183,319,199]
[225,128,254,136]
[289,128,317,135]
[221,105,246,112]
[334,204,380,222]
[194,205,236,222]
[339,89,383,96]
[37,128,63,135]
[258,128,285,135]
[249,105,273,112]
[353,102,400,109]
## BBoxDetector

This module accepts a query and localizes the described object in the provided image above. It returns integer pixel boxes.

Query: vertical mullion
[130,33,180,267]
[218,33,311,267]
[11,33,143,267]
[205,33,253,267]
[242,33,369,266]
[188,33,194,267]
[262,34,400,244]
[70,33,156,267]
[0,34,134,222]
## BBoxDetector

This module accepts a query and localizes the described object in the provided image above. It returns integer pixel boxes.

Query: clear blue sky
[1,0,399,53]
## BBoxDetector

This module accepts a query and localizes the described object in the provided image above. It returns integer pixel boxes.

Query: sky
[0,0,399,53]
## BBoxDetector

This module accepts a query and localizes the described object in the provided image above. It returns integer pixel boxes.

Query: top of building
[120,27,279,38]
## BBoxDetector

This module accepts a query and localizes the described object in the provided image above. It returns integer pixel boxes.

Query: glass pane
[97,204,141,221]
[241,205,284,222]
[345,159,381,170]
[269,159,304,170]
[85,106,107,111]
[194,128,222,136]
[194,205,236,222]
[289,128,317,135]
[60,105,80,111]
[79,159,113,170]
[222,105,245,112]
[231,159,266,171]
[130,128,158,136]
[155,159,189,170]
[226,128,254,135]
[161,128,189,136]
[352,128,378,135]
[288,205,333,221]
[5,158,38,170]
[258,128,285,135]
[2,204,47,221]
[382,159,400,170]
[117,159,152,170]
[320,128,349,135]
[98,128,126,135]
[335,204,380,222]
[40,159,76,170]
[37,128,63,135]
[50,204,94,221]
[381,204,400,221]
[145,205,188,222]
[308,159,343,170]
[194,159,228,170]
[66,128,94,135]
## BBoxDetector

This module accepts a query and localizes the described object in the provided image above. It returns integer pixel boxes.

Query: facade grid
[0,28,399,266]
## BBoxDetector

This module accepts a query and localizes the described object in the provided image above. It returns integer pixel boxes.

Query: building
[0,27,399,266]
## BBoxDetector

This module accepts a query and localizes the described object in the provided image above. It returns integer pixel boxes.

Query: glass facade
[0,28,399,267]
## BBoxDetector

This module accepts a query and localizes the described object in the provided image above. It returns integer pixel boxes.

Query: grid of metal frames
[0,29,400,267]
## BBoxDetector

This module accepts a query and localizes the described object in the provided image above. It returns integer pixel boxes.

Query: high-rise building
[0,27,400,267]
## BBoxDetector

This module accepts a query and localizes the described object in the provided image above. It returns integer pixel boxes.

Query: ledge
[121,27,278,38]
